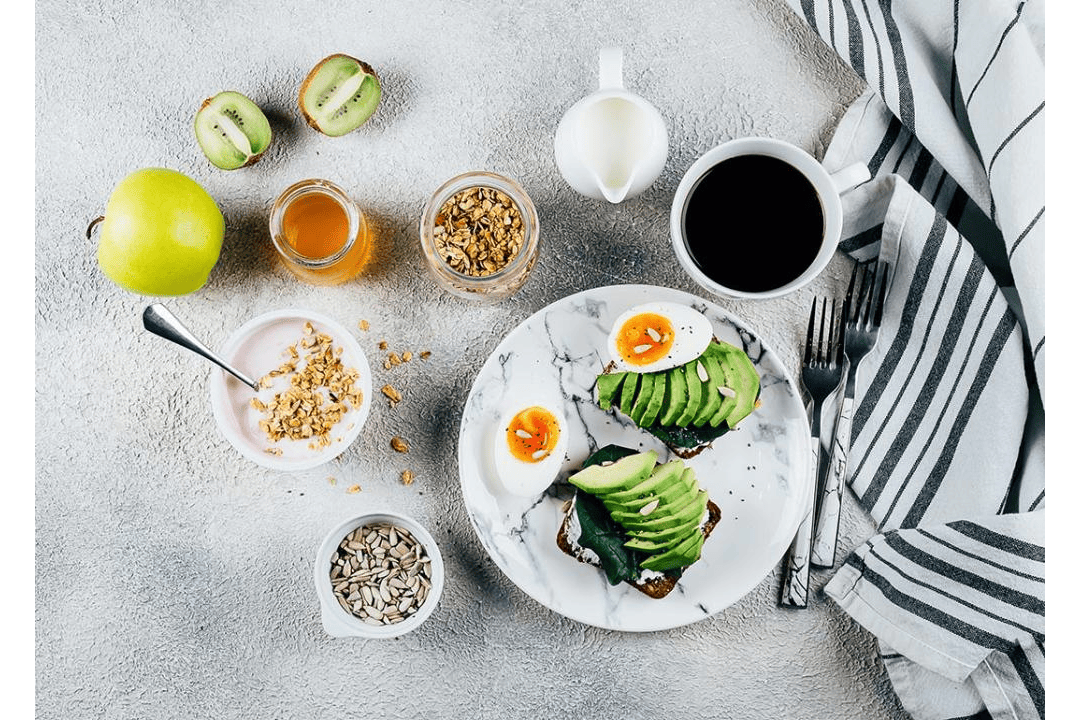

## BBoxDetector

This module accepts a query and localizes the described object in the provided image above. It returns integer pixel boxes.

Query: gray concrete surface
[36,1,908,717]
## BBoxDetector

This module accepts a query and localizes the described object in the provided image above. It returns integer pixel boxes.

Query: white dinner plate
[458,284,812,631]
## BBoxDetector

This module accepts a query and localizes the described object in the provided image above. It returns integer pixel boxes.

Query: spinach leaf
[573,444,642,585]
[580,444,638,469]
[575,491,641,585]
[647,423,730,449]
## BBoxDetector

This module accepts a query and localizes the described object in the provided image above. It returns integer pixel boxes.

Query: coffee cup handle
[830,163,871,195]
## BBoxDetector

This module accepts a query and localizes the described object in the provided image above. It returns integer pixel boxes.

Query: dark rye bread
[556,498,722,599]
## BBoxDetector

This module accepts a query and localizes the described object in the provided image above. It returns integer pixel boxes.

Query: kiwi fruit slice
[299,54,381,137]
[193,91,272,170]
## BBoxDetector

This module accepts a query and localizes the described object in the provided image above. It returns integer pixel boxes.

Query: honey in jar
[270,179,372,285]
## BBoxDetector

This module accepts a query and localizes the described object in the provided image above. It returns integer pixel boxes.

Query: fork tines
[804,296,845,369]
[846,260,890,329]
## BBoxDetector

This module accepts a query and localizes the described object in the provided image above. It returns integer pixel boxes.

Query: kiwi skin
[299,53,381,136]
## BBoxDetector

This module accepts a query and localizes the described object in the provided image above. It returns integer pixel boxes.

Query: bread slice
[555,496,722,599]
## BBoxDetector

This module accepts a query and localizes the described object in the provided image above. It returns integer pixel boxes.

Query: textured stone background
[36,0,909,717]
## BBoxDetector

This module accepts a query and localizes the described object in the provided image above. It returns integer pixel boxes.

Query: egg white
[491,399,569,498]
[606,302,713,373]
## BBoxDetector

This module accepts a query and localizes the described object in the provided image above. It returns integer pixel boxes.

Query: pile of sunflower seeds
[330,522,434,626]
[432,185,524,277]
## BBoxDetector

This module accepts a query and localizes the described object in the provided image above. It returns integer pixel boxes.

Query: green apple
[95,168,225,295]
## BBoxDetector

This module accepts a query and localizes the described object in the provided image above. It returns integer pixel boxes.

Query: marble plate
[458,285,812,631]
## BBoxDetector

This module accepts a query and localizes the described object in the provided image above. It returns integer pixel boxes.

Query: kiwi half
[299,54,381,137]
[194,91,272,170]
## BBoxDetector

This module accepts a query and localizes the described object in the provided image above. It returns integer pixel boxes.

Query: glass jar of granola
[419,171,540,301]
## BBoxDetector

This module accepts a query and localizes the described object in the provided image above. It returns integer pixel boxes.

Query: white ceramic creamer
[554,48,668,203]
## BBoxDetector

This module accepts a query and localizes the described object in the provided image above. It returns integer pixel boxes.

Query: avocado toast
[595,339,762,458]
[555,445,721,598]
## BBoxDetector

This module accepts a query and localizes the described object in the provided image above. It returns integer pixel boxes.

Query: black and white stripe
[783,1,1044,717]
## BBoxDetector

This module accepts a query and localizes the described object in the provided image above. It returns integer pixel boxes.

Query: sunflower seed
[646,327,661,342]
[696,361,709,383]
[639,498,661,516]
[718,386,736,398]
[633,344,652,354]
[515,428,532,439]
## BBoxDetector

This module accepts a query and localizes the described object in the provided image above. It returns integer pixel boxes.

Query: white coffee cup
[670,137,869,300]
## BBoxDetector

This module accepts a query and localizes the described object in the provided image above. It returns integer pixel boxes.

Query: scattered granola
[251,321,365,448]
[346,484,362,494]
[391,436,409,453]
[419,351,431,360]
[358,320,370,331]
[401,470,415,486]
[378,340,388,350]
[401,351,413,362]
[433,185,524,277]
[388,352,401,366]
[381,384,403,407]
[265,447,283,456]
[328,476,337,486]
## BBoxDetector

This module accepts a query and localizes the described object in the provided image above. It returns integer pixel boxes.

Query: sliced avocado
[595,372,627,411]
[624,522,700,553]
[675,359,704,427]
[618,373,640,416]
[610,489,707,531]
[709,352,738,428]
[657,366,688,427]
[602,462,693,511]
[640,528,705,572]
[639,372,667,427]
[692,353,725,427]
[568,450,659,495]
[625,512,700,542]
[629,373,655,425]
[714,341,760,428]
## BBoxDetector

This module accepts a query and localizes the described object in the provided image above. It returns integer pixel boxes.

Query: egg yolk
[614,312,675,367]
[506,406,560,463]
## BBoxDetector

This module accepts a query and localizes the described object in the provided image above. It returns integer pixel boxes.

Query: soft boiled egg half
[606,302,713,373]
[492,400,569,497]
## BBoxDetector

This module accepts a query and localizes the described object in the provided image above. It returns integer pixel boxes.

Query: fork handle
[811,394,854,568]
[780,435,822,608]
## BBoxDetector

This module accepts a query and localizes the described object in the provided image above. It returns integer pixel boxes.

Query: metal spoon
[142,303,259,391]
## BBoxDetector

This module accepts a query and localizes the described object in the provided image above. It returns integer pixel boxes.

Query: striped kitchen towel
[783,1,1045,718]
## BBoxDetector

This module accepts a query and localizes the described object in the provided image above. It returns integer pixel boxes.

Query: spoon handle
[143,304,260,391]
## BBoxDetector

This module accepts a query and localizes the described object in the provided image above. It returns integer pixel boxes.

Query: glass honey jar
[269,179,372,285]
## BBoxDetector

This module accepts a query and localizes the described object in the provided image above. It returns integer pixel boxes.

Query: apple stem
[86,215,104,240]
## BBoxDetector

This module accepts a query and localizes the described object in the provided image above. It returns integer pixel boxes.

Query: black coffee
[683,154,824,293]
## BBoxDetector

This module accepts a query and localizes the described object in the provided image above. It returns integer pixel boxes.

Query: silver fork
[780,297,845,608]
[810,260,890,568]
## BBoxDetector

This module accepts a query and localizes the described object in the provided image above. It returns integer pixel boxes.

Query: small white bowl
[208,309,373,471]
[314,510,445,638]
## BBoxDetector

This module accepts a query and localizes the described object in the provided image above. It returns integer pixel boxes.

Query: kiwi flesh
[299,54,381,137]
[194,91,272,170]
